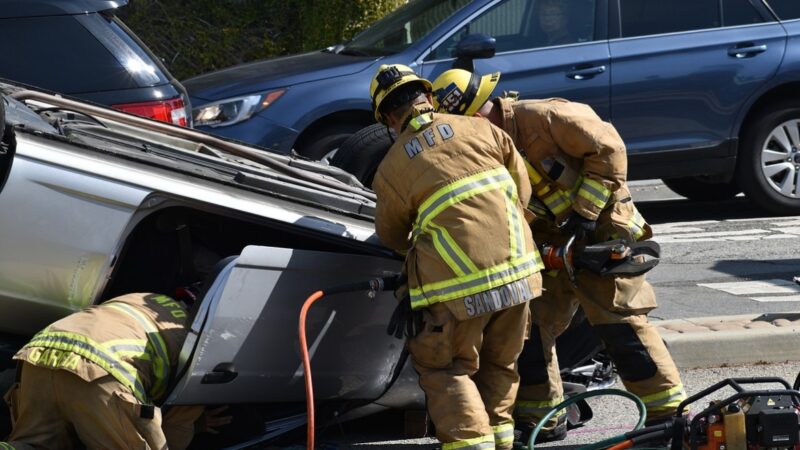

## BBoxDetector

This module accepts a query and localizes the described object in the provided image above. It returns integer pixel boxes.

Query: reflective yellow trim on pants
[106,301,171,401]
[442,434,495,450]
[493,422,515,446]
[515,396,565,419]
[577,178,611,209]
[639,384,686,414]
[0,442,17,449]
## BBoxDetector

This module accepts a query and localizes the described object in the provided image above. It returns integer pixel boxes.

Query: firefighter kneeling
[1,292,231,450]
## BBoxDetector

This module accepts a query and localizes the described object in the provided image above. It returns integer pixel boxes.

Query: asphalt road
[272,181,800,450]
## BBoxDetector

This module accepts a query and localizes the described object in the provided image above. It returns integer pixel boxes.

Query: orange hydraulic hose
[299,290,326,450]
[607,439,634,450]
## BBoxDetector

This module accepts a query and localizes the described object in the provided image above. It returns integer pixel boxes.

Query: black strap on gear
[457,71,481,115]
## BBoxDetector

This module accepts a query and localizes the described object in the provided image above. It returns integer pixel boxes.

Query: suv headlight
[193,89,286,127]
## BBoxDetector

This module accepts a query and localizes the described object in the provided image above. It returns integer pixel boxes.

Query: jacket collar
[496,97,520,145]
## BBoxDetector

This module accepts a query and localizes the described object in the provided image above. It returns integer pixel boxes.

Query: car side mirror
[453,34,496,72]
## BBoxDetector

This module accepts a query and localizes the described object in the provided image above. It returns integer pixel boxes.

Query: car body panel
[0,97,382,337]
[609,22,786,156]
[184,52,378,102]
[168,246,402,405]
[0,0,126,18]
[0,1,190,125]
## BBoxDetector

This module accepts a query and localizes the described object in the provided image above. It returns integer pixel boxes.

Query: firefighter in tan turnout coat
[370,64,543,450]
[1,292,229,450]
[431,68,686,442]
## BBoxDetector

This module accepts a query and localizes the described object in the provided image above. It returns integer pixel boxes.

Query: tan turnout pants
[515,269,685,429]
[409,301,530,450]
[4,363,172,450]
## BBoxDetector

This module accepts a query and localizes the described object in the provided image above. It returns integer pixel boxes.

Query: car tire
[737,101,800,215]
[661,177,741,201]
[329,123,395,188]
[297,123,367,161]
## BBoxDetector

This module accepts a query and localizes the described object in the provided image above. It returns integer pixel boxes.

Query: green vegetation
[119,0,405,80]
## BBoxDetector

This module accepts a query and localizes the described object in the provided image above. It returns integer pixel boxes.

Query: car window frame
[417,0,609,66]
[607,0,777,40]
[761,0,800,22]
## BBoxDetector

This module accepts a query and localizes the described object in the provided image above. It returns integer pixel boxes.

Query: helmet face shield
[432,69,500,117]
[370,64,432,123]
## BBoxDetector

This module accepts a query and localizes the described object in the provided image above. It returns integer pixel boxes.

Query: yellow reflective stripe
[428,222,479,276]
[503,180,524,259]
[525,160,575,215]
[578,178,611,209]
[524,159,544,184]
[0,442,17,449]
[26,332,148,403]
[105,302,171,401]
[493,423,515,446]
[409,113,433,130]
[542,190,572,216]
[639,384,686,412]
[442,434,495,450]
[410,253,542,308]
[515,397,566,419]
[628,207,647,241]
[415,167,510,239]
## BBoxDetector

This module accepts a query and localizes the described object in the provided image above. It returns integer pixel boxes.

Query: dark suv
[0,0,190,126]
[185,0,800,214]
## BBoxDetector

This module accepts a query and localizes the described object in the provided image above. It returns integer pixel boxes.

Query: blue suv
[184,0,800,214]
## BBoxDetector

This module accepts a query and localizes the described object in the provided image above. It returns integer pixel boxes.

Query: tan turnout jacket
[496,97,652,243]
[372,111,542,320]
[15,292,188,405]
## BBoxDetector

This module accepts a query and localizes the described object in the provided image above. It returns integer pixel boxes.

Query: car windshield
[340,0,473,56]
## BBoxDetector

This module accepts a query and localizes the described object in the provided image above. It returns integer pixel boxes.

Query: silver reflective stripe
[417,257,539,300]
[429,223,474,275]
[106,344,148,354]
[415,171,513,238]
[506,184,525,258]
[27,334,145,399]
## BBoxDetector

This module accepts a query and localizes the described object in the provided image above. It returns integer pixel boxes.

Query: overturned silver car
[0,81,418,446]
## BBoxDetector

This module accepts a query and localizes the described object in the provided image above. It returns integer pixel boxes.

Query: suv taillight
[112,97,188,126]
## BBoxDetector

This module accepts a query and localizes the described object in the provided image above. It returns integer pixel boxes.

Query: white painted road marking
[699,280,800,302]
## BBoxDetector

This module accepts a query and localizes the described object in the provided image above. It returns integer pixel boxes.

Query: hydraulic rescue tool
[540,236,661,279]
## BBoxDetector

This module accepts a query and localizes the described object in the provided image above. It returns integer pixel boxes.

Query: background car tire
[297,123,367,161]
[661,176,741,201]
[737,101,800,215]
[330,123,395,188]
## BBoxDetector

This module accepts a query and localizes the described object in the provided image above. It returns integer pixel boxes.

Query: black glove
[386,288,423,339]
[559,211,596,240]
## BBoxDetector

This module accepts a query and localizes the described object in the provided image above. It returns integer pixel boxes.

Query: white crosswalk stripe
[698,280,800,302]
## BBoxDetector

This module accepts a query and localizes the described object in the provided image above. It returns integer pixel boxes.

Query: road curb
[654,312,800,369]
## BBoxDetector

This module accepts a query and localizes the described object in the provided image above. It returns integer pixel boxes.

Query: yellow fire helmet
[431,69,500,116]
[370,64,432,123]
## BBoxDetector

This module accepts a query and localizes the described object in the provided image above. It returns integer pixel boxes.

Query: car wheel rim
[761,119,800,199]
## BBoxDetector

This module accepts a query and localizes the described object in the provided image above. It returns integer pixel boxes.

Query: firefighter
[431,69,686,443]
[370,64,543,450]
[1,292,231,450]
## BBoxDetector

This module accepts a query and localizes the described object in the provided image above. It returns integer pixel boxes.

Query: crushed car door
[167,245,404,405]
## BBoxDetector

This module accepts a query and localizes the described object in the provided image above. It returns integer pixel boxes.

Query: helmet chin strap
[399,99,435,131]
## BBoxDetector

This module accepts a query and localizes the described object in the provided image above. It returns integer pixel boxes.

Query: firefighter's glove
[387,292,423,339]
[559,211,596,240]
